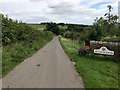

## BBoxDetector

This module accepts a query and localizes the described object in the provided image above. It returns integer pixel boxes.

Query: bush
[2,14,35,46]
[65,32,80,40]
[101,35,120,42]
[78,46,90,55]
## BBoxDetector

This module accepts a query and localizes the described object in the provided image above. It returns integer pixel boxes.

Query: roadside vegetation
[59,37,118,88]
[2,15,54,76]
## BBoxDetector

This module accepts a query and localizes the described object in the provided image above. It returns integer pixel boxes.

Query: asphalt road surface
[2,36,85,88]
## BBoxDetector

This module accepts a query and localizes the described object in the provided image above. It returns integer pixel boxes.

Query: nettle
[78,46,90,55]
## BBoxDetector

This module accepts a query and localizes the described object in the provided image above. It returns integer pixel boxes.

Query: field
[29,24,67,30]
[59,37,118,88]
[29,24,46,30]
[58,25,67,30]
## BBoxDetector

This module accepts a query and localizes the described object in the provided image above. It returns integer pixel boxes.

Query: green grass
[29,24,46,30]
[58,25,67,30]
[59,37,118,88]
[2,31,54,76]
[29,24,67,30]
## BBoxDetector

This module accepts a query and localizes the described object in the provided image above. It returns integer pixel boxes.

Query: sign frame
[94,46,114,56]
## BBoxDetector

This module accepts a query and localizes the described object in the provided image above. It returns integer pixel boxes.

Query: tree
[91,18,102,40]
[58,23,65,26]
[104,5,113,33]
[46,22,59,35]
[107,5,113,23]
[111,15,118,24]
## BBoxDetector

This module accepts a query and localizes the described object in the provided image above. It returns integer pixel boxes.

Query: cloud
[48,2,75,15]
[0,0,29,3]
[1,0,119,25]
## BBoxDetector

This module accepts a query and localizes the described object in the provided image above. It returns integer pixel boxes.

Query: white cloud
[0,0,29,3]
[0,0,119,25]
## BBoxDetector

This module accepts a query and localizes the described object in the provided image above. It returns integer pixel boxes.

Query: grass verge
[2,31,54,76]
[59,37,118,88]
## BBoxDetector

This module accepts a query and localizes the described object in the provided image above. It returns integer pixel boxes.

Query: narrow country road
[2,36,84,88]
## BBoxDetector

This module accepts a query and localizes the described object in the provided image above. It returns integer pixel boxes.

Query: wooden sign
[94,46,114,55]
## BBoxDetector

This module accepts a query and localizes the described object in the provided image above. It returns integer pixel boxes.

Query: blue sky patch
[90,2,112,9]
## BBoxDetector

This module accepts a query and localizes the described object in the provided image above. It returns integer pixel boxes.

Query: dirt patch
[37,28,45,30]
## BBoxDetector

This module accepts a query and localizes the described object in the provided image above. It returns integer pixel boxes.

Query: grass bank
[59,37,118,88]
[2,31,54,76]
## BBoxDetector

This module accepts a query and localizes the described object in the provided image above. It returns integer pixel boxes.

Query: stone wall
[89,41,120,60]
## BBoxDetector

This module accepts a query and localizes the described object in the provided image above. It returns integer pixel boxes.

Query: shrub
[78,46,90,55]
[65,32,80,40]
[100,35,120,42]
[2,14,35,45]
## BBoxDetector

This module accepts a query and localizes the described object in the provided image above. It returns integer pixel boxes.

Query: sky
[0,0,119,25]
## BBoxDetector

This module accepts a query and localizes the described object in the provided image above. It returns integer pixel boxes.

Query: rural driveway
[2,36,85,88]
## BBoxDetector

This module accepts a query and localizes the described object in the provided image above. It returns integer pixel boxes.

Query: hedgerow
[2,15,45,45]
